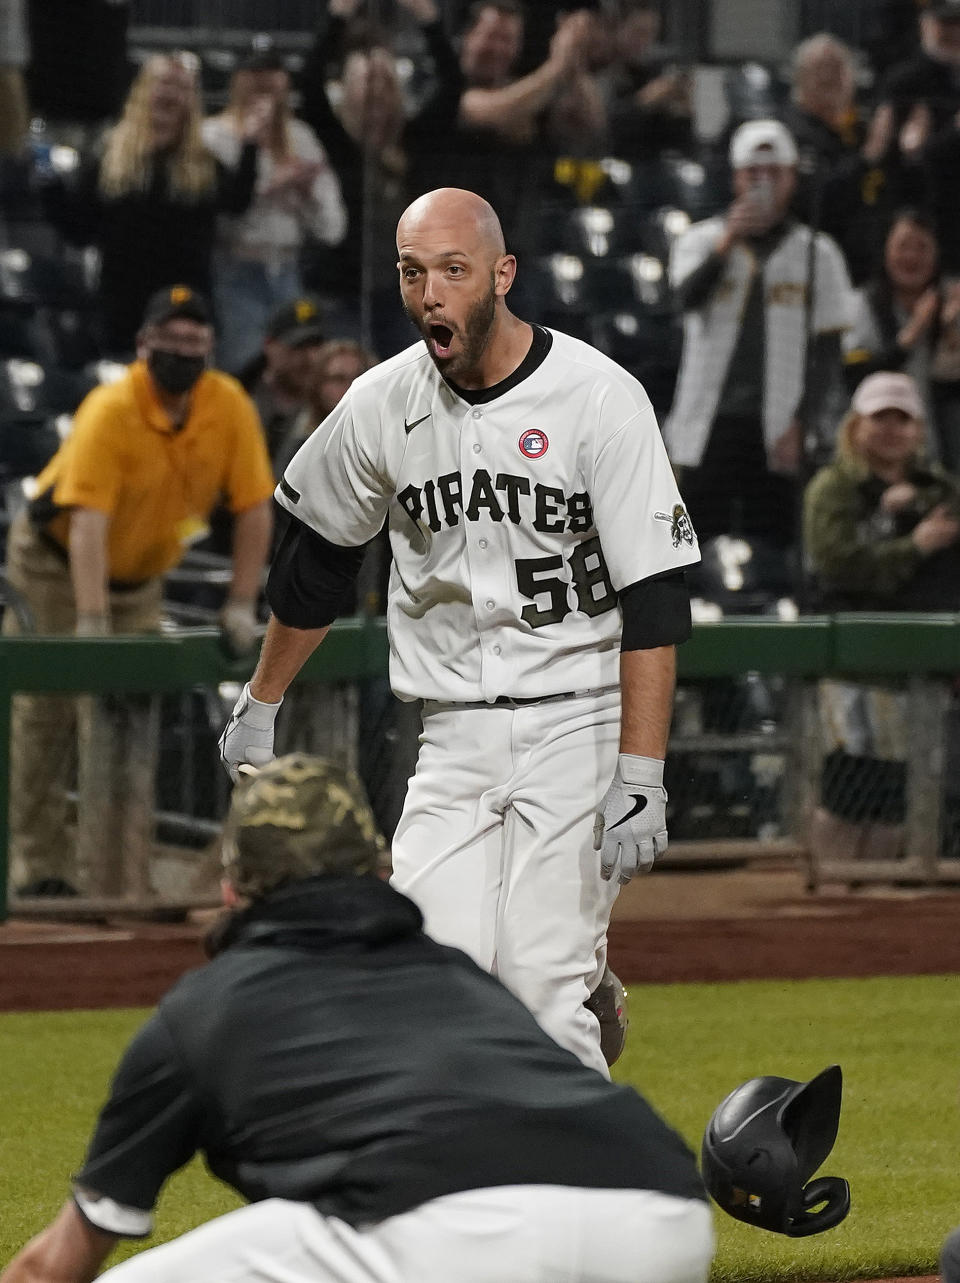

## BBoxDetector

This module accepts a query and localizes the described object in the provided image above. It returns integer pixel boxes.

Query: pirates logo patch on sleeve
[654,503,695,548]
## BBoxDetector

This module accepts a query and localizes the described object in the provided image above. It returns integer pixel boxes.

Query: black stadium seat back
[44,308,103,369]
[566,204,646,258]
[0,247,33,307]
[0,303,45,360]
[0,362,61,479]
[0,246,95,312]
[687,536,798,613]
[723,61,789,127]
[36,363,97,415]
[590,309,682,416]
[661,154,730,221]
[582,258,636,312]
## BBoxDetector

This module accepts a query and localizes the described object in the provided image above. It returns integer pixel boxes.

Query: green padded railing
[2,612,959,920]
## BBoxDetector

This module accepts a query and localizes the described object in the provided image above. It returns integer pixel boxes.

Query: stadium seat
[722,61,788,127]
[43,308,103,369]
[660,154,730,221]
[686,536,798,614]
[200,49,239,106]
[0,247,95,312]
[0,363,60,481]
[565,204,647,258]
[0,303,45,360]
[590,308,682,417]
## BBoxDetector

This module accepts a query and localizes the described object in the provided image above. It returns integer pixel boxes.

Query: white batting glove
[218,683,282,783]
[594,754,668,884]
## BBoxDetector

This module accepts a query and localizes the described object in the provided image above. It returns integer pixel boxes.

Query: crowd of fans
[2,3,960,568]
[3,0,960,885]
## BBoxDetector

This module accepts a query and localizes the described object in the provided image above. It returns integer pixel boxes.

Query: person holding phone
[663,119,855,554]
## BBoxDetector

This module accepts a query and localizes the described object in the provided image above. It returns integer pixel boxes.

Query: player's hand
[898,286,939,349]
[218,683,282,783]
[719,193,769,249]
[880,481,918,514]
[75,612,111,637]
[219,599,260,658]
[397,0,439,23]
[913,503,960,555]
[594,754,668,884]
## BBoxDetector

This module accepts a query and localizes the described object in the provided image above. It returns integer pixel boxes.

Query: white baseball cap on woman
[851,372,925,421]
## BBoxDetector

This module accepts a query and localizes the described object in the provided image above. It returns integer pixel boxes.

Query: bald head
[397,188,506,263]
[396,187,523,387]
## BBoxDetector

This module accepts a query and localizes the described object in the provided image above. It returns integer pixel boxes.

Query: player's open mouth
[428,324,455,358]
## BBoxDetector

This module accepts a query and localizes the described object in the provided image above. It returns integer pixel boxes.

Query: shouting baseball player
[220,187,700,1075]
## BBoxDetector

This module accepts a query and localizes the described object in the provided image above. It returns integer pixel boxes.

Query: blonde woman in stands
[204,52,347,374]
[45,52,268,356]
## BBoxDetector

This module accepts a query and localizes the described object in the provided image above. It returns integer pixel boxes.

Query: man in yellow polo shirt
[2,285,275,896]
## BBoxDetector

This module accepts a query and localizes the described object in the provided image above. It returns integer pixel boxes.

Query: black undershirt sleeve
[619,569,692,650]
[267,508,368,629]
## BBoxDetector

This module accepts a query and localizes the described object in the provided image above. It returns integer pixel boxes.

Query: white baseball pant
[390,688,622,1076]
[98,1186,715,1283]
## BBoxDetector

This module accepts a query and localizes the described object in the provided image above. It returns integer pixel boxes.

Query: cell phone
[749,176,775,217]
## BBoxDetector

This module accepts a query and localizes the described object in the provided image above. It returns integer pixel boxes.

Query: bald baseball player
[220,188,700,1076]
[0,755,714,1283]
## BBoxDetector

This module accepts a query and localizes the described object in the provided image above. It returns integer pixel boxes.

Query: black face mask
[148,349,206,395]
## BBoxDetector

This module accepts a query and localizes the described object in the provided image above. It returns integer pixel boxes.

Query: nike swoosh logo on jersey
[404,413,431,434]
[609,793,648,830]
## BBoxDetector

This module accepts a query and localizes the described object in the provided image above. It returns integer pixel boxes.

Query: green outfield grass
[0,974,957,1280]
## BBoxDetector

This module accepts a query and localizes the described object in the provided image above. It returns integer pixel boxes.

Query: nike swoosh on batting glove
[218,683,282,783]
[594,753,668,884]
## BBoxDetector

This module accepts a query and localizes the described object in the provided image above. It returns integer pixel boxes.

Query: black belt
[493,691,578,706]
[453,690,583,710]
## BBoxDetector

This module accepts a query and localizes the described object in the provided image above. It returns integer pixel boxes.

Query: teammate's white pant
[99,1188,715,1283]
[391,688,621,1076]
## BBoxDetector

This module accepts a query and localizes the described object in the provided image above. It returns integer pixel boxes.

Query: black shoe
[16,877,80,898]
[584,964,629,1067]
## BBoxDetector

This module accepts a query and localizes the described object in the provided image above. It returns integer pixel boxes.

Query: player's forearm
[250,615,330,702]
[229,500,273,603]
[0,1201,115,1283]
[618,645,677,760]
[67,508,110,618]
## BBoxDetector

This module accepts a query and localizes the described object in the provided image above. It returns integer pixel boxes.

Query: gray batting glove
[594,753,668,884]
[218,682,282,783]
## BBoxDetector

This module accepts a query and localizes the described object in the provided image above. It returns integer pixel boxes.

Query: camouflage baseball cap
[221,754,386,897]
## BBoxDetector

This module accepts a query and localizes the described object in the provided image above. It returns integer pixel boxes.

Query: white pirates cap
[729,119,798,170]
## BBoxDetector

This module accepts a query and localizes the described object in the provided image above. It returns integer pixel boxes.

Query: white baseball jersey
[278,328,700,704]
[664,218,854,467]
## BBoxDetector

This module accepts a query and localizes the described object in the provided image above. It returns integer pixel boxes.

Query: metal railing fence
[2,614,960,920]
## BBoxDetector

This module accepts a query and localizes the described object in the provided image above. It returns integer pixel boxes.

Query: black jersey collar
[445,324,553,405]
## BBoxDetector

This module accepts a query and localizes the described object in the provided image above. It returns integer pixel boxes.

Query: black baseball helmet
[700,1064,851,1237]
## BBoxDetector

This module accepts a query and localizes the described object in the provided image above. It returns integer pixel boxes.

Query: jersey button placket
[462,407,501,698]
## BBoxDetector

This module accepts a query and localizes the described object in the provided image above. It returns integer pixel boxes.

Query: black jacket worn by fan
[75,876,705,1233]
[45,145,258,356]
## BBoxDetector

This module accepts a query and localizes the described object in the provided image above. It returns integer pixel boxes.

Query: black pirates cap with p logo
[143,284,213,328]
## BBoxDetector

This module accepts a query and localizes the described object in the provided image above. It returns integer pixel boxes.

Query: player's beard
[406,276,498,382]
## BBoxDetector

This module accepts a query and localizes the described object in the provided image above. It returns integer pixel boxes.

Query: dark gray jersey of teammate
[75,876,705,1234]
